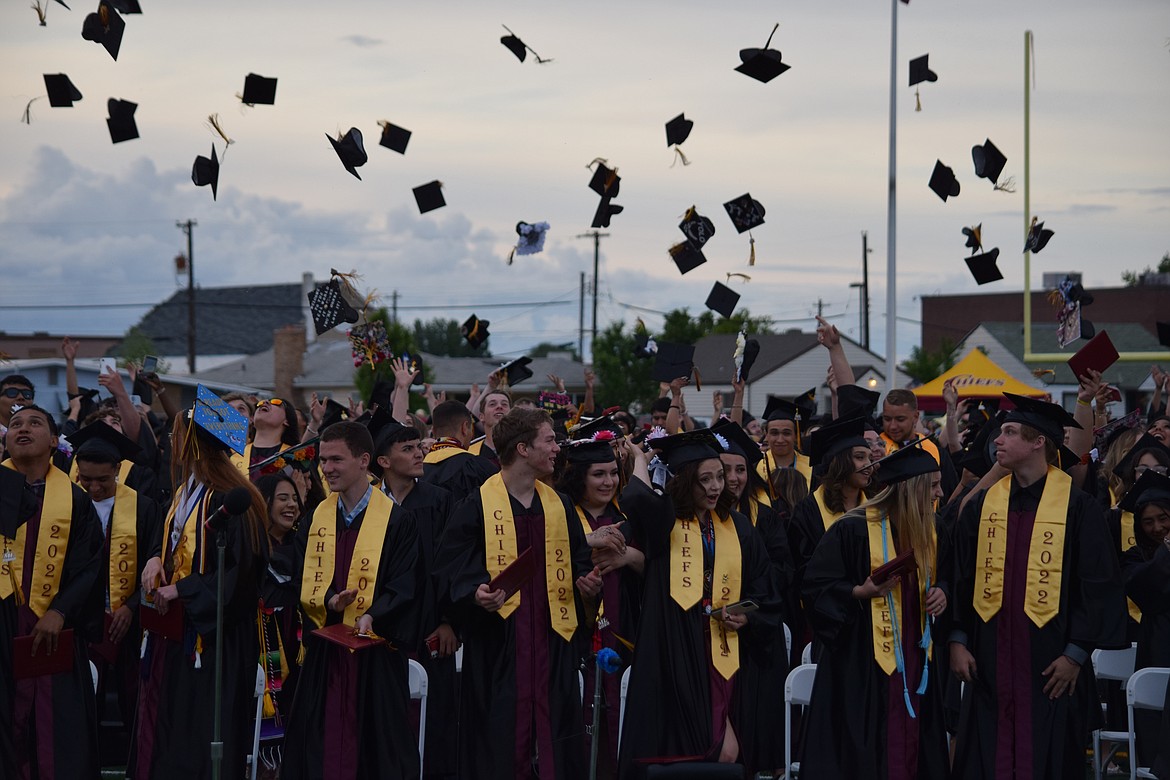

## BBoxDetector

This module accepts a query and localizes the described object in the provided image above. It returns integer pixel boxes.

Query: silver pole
[885,0,899,391]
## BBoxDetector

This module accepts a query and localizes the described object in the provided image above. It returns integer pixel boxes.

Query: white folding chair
[617,666,632,754]
[801,643,813,666]
[783,663,817,779]
[1126,666,1170,780]
[408,658,429,780]
[247,663,265,780]
[1092,645,1137,779]
[783,623,792,661]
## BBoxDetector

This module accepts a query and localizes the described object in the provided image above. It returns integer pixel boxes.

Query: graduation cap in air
[735,335,760,383]
[723,193,765,234]
[307,279,361,335]
[241,73,277,106]
[588,161,621,198]
[809,415,868,467]
[678,206,715,249]
[191,145,219,201]
[965,248,1003,286]
[499,25,550,64]
[972,139,1008,186]
[633,327,658,359]
[461,315,490,349]
[1157,322,1170,349]
[106,98,138,143]
[928,160,960,202]
[190,385,248,455]
[871,440,940,485]
[1111,433,1170,480]
[108,0,140,11]
[668,242,707,275]
[908,54,937,87]
[592,197,623,229]
[499,356,534,387]
[711,418,763,468]
[43,74,82,107]
[414,181,445,214]
[1024,217,1054,253]
[705,282,740,319]
[68,387,101,422]
[837,384,881,430]
[398,352,425,387]
[81,2,125,61]
[68,419,141,462]
[652,342,695,383]
[1002,391,1081,443]
[328,127,367,180]
[962,224,982,254]
[0,465,28,538]
[368,379,395,413]
[654,429,723,470]
[512,221,549,259]
[735,23,790,83]
[1119,469,1170,515]
[377,121,411,154]
[665,113,693,147]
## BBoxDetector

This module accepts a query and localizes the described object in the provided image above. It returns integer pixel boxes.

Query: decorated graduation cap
[81,1,125,61]
[377,121,411,154]
[1002,391,1081,443]
[965,248,1003,286]
[723,193,765,233]
[499,25,550,64]
[793,387,818,421]
[733,331,760,383]
[591,197,623,229]
[1024,217,1054,253]
[1119,469,1170,514]
[710,418,763,468]
[705,282,740,319]
[241,73,278,106]
[321,398,351,431]
[972,139,1008,186]
[668,242,706,275]
[328,128,368,180]
[564,439,617,465]
[106,98,138,143]
[633,320,658,359]
[809,415,868,467]
[413,181,446,214]
[69,419,141,462]
[509,221,549,263]
[679,206,716,250]
[570,414,624,443]
[652,342,695,383]
[928,160,960,202]
[871,439,939,485]
[307,277,362,335]
[1111,433,1170,480]
[499,356,534,387]
[189,385,248,455]
[43,74,82,107]
[654,429,723,470]
[735,23,790,83]
[191,144,219,200]
[461,314,490,349]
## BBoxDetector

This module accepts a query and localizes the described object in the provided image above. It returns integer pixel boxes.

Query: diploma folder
[14,629,74,679]
[1067,330,1119,381]
[140,594,184,642]
[90,613,119,665]
[871,548,916,585]
[487,547,535,599]
[311,622,387,652]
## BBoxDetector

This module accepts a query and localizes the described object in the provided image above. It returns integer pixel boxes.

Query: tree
[117,326,170,371]
[591,322,657,411]
[353,309,431,412]
[1121,252,1170,286]
[411,317,490,357]
[660,308,775,344]
[900,337,958,385]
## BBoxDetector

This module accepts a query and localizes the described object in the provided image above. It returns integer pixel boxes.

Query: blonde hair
[1102,428,1143,501]
[855,472,937,586]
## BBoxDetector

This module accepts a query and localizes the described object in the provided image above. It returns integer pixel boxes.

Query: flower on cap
[713,433,730,452]
[592,430,616,443]
[645,426,668,442]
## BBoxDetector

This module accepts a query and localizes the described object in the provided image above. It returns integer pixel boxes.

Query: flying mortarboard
[972,139,1008,185]
[965,248,1003,286]
[1118,469,1170,515]
[499,25,550,64]
[191,145,219,201]
[587,161,621,198]
[1002,392,1081,443]
[499,356,534,387]
[654,429,723,470]
[81,1,124,61]
[633,329,657,359]
[705,282,741,319]
[668,242,707,275]
[241,73,278,106]
[68,419,140,462]
[962,224,982,254]
[461,315,490,349]
[711,418,763,468]
[723,193,765,234]
[1111,433,1170,480]
[928,160,960,202]
[1024,217,1054,253]
[591,197,623,229]
[908,54,937,87]
[809,415,868,467]
[108,0,140,12]
[511,221,549,260]
[106,98,138,143]
[736,336,760,383]
[735,23,790,83]
[665,113,693,148]
[652,342,695,383]
[328,127,367,180]
[307,278,361,335]
[377,121,411,154]
[678,206,715,249]
[43,74,82,107]
[413,181,446,214]
[191,385,248,455]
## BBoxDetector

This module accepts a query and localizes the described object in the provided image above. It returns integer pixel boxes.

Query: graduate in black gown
[948,394,1127,780]
[256,473,306,720]
[800,443,951,779]
[1,405,104,779]
[421,400,498,503]
[616,429,780,777]
[132,399,268,780]
[434,408,599,780]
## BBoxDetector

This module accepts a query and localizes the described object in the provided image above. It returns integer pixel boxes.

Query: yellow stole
[881,434,941,465]
[161,487,212,582]
[480,474,577,641]
[0,462,73,616]
[423,446,465,465]
[976,466,1071,628]
[299,488,395,628]
[813,486,845,532]
[70,458,133,485]
[670,512,742,680]
[1119,510,1141,623]
[108,483,139,611]
[230,443,253,476]
[865,507,934,675]
[756,450,812,486]
[469,438,485,456]
[745,490,771,527]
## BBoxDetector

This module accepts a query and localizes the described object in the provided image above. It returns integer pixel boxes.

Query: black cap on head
[1002,392,1080,443]
[189,385,248,455]
[328,128,367,180]
[705,282,740,319]
[723,193,765,234]
[668,242,706,275]
[711,418,762,468]
[192,145,219,201]
[837,384,881,420]
[413,180,446,214]
[570,414,624,442]
[81,2,125,61]
[461,315,490,349]
[965,248,1003,286]
[307,279,361,336]
[322,398,350,431]
[972,139,1007,185]
[1119,469,1170,515]
[652,342,694,383]
[678,206,716,249]
[962,224,982,254]
[810,415,868,467]
[763,396,800,423]
[70,419,141,462]
[588,162,621,198]
[873,443,940,485]
[956,412,1005,478]
[794,387,818,420]
[378,121,411,154]
[591,197,623,229]
[44,74,82,107]
[564,439,617,465]
[1024,219,1054,253]
[241,73,277,106]
[929,161,960,202]
[499,356,534,387]
[655,429,722,470]
[367,406,406,451]
[735,24,789,83]
[908,54,937,87]
[665,113,693,148]
[106,98,138,143]
[1112,433,1170,480]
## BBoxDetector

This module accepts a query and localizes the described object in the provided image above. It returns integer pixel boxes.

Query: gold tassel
[993,176,1016,194]
[915,88,922,112]
[507,247,516,266]
[748,234,756,266]
[32,1,47,25]
[207,114,234,146]
[670,147,690,168]
[21,98,39,125]
[296,641,306,665]
[262,690,276,719]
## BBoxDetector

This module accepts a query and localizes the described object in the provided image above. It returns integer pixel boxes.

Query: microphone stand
[210,519,229,780]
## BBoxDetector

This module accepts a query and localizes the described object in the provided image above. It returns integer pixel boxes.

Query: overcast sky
[2,0,1167,365]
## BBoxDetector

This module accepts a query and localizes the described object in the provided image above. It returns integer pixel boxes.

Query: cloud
[340,35,384,48]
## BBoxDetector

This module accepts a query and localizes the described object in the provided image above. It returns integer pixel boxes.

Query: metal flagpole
[885,0,899,391]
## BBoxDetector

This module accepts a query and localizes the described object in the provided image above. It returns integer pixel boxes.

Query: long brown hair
[822,446,869,514]
[855,472,937,586]
[667,458,737,520]
[769,467,809,514]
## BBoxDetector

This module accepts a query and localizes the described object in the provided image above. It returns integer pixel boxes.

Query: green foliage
[661,308,775,343]
[411,317,490,357]
[1121,252,1170,286]
[353,309,430,412]
[900,337,958,384]
[117,326,170,372]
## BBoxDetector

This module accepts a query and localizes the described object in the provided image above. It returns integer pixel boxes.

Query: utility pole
[575,230,609,360]
[816,298,825,317]
[884,0,900,391]
[176,219,197,374]
[861,230,872,350]
[391,290,399,324]
[578,272,586,361]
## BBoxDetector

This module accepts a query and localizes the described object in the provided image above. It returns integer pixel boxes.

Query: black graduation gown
[434,485,593,780]
[421,450,498,504]
[260,528,305,717]
[130,489,266,780]
[0,476,104,780]
[787,491,832,660]
[615,479,779,778]
[1122,541,1170,767]
[282,498,423,780]
[949,476,1127,780]
[798,512,951,780]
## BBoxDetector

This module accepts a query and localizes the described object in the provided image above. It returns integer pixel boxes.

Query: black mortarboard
[965,248,1003,286]
[132,374,153,406]
[735,24,790,83]
[763,396,800,423]
[667,242,706,275]
[1002,392,1080,443]
[678,206,716,249]
[413,180,446,213]
[962,224,982,254]
[0,465,27,538]
[81,2,125,61]
[69,387,101,422]
[872,441,939,485]
[190,385,248,455]
[377,121,411,154]
[106,98,138,143]
[500,33,527,61]
[655,429,722,470]
[69,419,141,462]
[652,342,695,383]
[1112,433,1170,480]
[794,387,818,422]
[500,356,534,387]
[564,439,617,465]
[328,128,367,180]
[368,379,394,412]
[1024,219,1054,253]
[241,73,278,106]
[837,384,881,421]
[398,351,425,387]
[191,144,219,200]
[588,162,621,198]
[591,197,623,229]
[972,139,1007,185]
[1119,469,1170,515]
[928,161,960,202]
[738,338,760,382]
[461,315,490,349]
[956,410,1006,478]
[368,407,407,454]
[809,415,868,467]
[108,0,141,12]
[307,279,361,335]
[723,193,765,234]
[322,398,351,431]
[1158,322,1170,349]
[43,74,82,107]
[665,113,693,147]
[705,282,740,319]
[570,414,624,442]
[711,418,763,468]
[633,330,657,359]
[908,54,937,87]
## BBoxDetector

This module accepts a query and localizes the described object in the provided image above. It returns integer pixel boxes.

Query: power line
[1,298,580,312]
